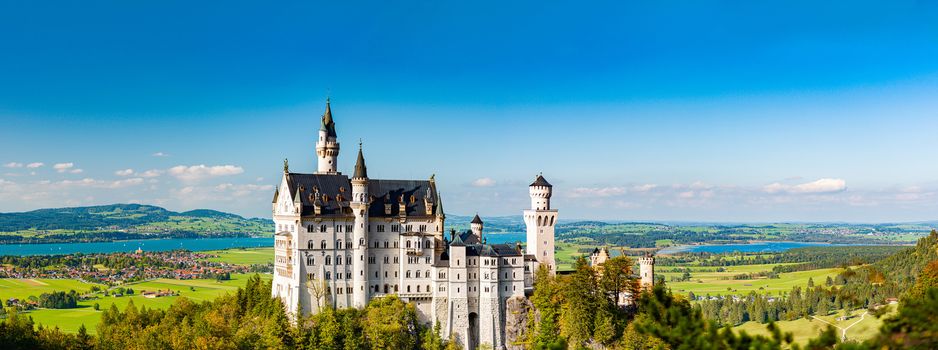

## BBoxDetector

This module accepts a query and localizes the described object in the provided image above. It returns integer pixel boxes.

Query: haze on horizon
[2,1,938,223]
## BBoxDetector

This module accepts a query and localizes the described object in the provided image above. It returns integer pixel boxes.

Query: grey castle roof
[353,145,368,179]
[284,173,440,217]
[319,100,337,137]
[531,174,552,187]
[471,214,483,224]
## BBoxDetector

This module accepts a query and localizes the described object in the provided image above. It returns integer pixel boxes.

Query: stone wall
[504,296,533,350]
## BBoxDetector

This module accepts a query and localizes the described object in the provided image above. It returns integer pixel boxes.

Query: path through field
[811,311,869,342]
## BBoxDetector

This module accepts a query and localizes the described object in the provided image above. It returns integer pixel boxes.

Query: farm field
[1,273,272,334]
[663,264,841,296]
[201,247,273,265]
[734,307,892,346]
[0,278,105,300]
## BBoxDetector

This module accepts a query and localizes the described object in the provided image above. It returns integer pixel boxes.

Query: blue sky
[2,1,938,221]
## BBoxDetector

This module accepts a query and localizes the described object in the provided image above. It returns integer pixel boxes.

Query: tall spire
[353,141,368,179]
[320,98,337,137]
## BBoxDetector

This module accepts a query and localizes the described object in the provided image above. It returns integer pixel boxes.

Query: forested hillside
[0,204,271,243]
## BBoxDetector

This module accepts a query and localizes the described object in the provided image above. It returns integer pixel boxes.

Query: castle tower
[639,254,655,290]
[524,173,557,274]
[316,99,340,174]
[470,214,483,242]
[447,232,470,349]
[350,143,370,307]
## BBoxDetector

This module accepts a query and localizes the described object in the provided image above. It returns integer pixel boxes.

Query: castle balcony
[405,248,423,256]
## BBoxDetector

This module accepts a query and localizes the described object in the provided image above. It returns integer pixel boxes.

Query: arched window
[395,285,399,292]
[359,238,364,246]
[307,256,314,265]
[308,240,313,249]
[417,285,421,292]
[416,271,421,278]
[426,270,430,277]
[424,240,430,248]
[336,239,342,249]
[384,284,389,293]
[406,270,411,278]
[336,255,342,265]
[550,216,554,226]
[407,286,411,293]
[320,240,327,249]
[325,256,332,265]
[406,241,411,248]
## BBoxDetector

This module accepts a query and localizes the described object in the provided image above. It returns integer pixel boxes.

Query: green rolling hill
[0,204,272,243]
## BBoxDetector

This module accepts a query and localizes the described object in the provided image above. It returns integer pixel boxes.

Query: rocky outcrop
[504,296,532,350]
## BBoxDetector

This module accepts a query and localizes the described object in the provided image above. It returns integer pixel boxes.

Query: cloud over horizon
[168,165,244,182]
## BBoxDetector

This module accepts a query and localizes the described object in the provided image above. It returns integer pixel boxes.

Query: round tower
[639,254,655,289]
[470,214,483,241]
[316,98,340,174]
[350,142,369,307]
[529,173,552,210]
[524,173,558,274]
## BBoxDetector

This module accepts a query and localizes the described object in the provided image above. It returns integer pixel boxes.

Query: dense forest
[2,264,938,349]
[694,231,938,327]
[0,204,271,243]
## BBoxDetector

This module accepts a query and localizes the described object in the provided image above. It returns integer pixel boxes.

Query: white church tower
[316,98,340,174]
[524,173,557,274]
[350,143,370,307]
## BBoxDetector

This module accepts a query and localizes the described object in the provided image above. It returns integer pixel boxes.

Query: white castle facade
[271,101,557,349]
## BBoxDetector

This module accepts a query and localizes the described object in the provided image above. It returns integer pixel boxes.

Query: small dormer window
[336,194,344,202]
[339,186,346,193]
[322,194,329,203]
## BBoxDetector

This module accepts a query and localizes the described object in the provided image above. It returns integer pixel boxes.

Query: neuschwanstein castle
[271,100,558,349]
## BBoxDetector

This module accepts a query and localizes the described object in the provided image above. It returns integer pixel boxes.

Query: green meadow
[663,264,841,296]
[735,307,892,345]
[200,247,274,266]
[0,273,272,334]
[0,278,105,300]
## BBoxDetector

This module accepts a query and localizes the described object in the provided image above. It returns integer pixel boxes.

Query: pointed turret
[320,98,337,138]
[353,142,368,179]
[471,214,483,224]
[315,98,341,174]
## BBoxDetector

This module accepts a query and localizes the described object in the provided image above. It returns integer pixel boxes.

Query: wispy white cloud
[763,178,847,194]
[568,186,627,198]
[140,169,163,178]
[26,162,44,169]
[3,162,23,168]
[152,152,169,157]
[471,177,497,187]
[168,165,243,181]
[53,163,74,173]
[115,169,134,176]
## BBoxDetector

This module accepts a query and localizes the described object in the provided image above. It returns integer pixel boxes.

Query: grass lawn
[2,273,272,334]
[554,239,596,271]
[664,264,841,296]
[200,247,274,266]
[734,307,892,346]
[0,278,105,300]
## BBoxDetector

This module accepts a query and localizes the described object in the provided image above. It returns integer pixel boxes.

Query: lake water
[657,241,839,255]
[0,233,530,257]
[0,237,273,256]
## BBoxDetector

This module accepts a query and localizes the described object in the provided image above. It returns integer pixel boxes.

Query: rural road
[811,311,869,342]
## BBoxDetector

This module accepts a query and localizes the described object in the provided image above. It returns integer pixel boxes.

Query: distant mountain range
[0,204,272,244]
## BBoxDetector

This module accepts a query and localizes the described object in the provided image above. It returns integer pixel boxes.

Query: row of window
[307,271,353,280]
[306,239,434,250]
[299,223,431,234]
[306,255,352,266]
